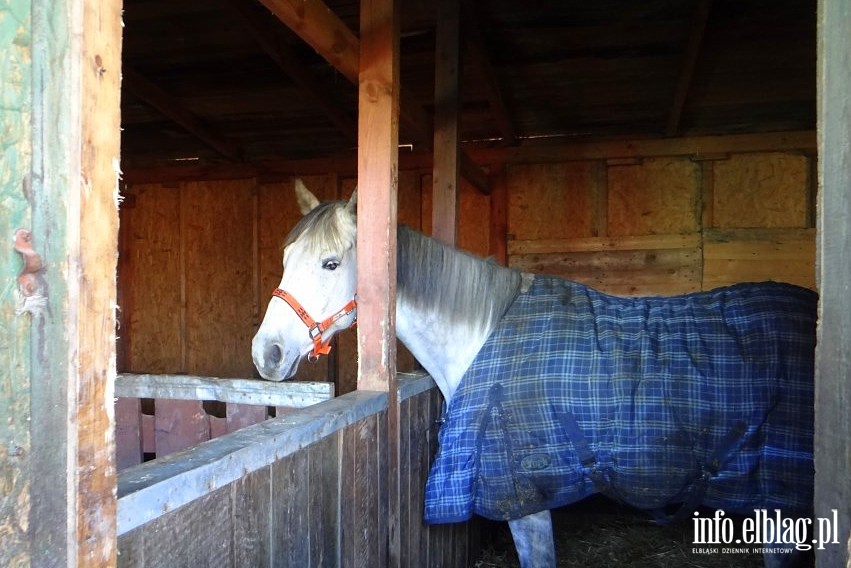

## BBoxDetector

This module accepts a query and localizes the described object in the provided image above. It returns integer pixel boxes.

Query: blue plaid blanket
[423,276,816,523]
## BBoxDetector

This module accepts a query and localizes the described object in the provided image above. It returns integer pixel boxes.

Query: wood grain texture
[184,180,256,377]
[115,380,477,568]
[703,228,815,290]
[0,1,34,562]
[356,0,399,393]
[508,162,596,240]
[232,465,272,568]
[121,184,182,372]
[431,0,461,246]
[77,0,123,556]
[608,157,700,236]
[712,152,809,229]
[511,247,701,296]
[815,3,851,564]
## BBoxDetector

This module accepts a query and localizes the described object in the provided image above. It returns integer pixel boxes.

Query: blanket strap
[650,420,748,525]
[561,412,624,502]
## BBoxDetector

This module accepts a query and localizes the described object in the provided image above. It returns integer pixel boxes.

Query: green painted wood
[0,1,33,565]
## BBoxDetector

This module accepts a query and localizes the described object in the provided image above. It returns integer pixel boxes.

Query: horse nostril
[265,343,283,367]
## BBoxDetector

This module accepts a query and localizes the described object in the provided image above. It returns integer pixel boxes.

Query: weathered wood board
[118,141,817,405]
[815,2,851,565]
[505,149,814,295]
[1,2,34,563]
[117,375,476,567]
[114,373,334,469]
[703,228,816,290]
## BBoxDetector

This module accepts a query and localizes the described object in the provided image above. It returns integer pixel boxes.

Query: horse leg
[508,510,556,568]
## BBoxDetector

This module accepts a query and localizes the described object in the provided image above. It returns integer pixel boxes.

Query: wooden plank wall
[119,171,485,395]
[119,134,816,403]
[116,376,477,568]
[506,150,816,296]
[114,374,334,470]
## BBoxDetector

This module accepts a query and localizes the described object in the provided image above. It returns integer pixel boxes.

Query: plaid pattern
[424,276,816,523]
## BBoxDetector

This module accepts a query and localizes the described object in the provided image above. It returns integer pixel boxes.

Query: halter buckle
[271,288,357,361]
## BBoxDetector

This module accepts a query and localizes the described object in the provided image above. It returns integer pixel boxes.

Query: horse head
[251,179,358,381]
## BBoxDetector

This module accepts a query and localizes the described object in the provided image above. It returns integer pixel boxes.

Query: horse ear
[345,188,357,215]
[294,178,321,215]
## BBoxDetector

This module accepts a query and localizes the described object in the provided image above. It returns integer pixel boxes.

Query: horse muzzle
[251,332,301,381]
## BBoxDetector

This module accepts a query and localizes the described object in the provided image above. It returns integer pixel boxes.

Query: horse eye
[322,259,340,271]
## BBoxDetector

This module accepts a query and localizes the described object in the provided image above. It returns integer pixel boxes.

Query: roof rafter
[228,0,358,145]
[257,0,489,193]
[461,0,516,145]
[666,0,713,136]
[123,66,244,162]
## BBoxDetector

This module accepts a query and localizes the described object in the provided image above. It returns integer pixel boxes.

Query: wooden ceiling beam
[461,0,516,145]
[256,0,360,84]
[432,0,462,245]
[666,0,713,136]
[260,0,489,193]
[229,0,358,145]
[123,67,244,162]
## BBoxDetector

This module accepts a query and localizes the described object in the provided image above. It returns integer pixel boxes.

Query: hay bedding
[473,497,774,568]
[425,276,816,524]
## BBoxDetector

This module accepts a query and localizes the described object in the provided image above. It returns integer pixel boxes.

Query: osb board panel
[511,247,702,297]
[507,162,596,240]
[420,172,491,257]
[712,153,810,229]
[122,184,182,372]
[184,180,256,377]
[608,157,700,236]
[397,170,423,230]
[703,228,816,291]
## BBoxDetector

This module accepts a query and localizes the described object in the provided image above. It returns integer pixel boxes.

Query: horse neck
[393,227,521,403]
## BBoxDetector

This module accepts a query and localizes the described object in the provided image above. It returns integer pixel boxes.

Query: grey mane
[397,225,522,332]
[288,200,522,330]
[284,200,355,253]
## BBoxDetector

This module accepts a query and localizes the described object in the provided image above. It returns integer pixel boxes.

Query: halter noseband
[271,288,357,361]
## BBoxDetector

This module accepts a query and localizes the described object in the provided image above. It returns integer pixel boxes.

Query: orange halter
[271,288,357,361]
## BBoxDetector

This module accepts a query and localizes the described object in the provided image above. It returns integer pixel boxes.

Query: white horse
[252,179,815,568]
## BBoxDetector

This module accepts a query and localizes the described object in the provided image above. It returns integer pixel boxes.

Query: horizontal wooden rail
[116,373,334,407]
[117,372,435,536]
[117,390,388,535]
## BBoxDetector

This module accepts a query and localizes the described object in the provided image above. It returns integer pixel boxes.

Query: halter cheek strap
[271,288,357,361]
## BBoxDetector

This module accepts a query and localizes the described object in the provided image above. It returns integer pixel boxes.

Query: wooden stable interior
[119,134,818,396]
[3,0,851,567]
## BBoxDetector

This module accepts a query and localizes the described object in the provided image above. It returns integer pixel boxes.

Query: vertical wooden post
[357,0,400,563]
[815,1,851,565]
[26,0,122,565]
[488,164,509,266]
[432,0,461,246]
[1,0,35,563]
[357,0,399,391]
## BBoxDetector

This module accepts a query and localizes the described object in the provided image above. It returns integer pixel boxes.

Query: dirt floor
[472,497,813,567]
